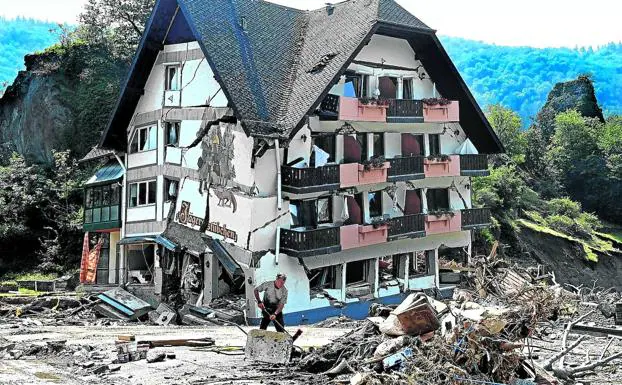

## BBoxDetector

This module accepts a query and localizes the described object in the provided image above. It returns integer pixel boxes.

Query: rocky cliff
[0,45,127,164]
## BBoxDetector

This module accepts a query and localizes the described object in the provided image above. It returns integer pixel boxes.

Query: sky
[0,0,621,48]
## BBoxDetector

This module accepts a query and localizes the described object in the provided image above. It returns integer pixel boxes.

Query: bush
[576,212,601,234]
[545,214,575,234]
[547,198,581,219]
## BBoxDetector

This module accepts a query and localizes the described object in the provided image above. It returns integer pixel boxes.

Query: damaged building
[79,0,502,324]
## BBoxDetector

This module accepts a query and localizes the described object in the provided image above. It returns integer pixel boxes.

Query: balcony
[423,101,459,123]
[461,208,492,230]
[387,214,426,241]
[282,165,340,194]
[460,154,489,176]
[340,224,388,250]
[340,162,390,188]
[319,95,455,123]
[84,204,122,232]
[280,226,341,258]
[425,211,462,235]
[424,155,461,178]
[83,162,123,232]
[388,156,424,182]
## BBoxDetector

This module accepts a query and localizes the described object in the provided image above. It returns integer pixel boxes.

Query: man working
[253,273,288,332]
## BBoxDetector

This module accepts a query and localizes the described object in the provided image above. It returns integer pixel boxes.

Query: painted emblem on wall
[176,201,238,242]
[211,186,237,213]
[197,124,236,186]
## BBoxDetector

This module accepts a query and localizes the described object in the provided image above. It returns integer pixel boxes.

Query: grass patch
[0,288,45,297]
[0,272,58,286]
[517,219,611,262]
[597,231,622,244]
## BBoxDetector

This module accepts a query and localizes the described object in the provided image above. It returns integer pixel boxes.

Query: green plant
[426,154,451,162]
[422,97,452,106]
[427,210,455,218]
[359,97,389,106]
[547,198,581,219]
[362,155,386,171]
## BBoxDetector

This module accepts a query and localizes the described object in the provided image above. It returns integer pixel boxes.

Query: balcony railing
[318,95,457,123]
[282,165,340,194]
[387,99,423,122]
[280,226,341,258]
[460,154,489,176]
[388,156,424,182]
[388,214,426,241]
[461,208,492,230]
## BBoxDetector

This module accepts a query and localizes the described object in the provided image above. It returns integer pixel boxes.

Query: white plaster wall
[126,206,157,222]
[385,133,401,158]
[135,62,165,113]
[249,197,290,251]
[231,127,255,188]
[440,123,467,154]
[288,125,313,165]
[177,120,203,169]
[108,231,120,284]
[128,150,157,169]
[356,35,418,70]
[174,178,209,232]
[253,148,279,196]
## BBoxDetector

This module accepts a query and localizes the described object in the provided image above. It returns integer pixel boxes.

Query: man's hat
[276,273,287,281]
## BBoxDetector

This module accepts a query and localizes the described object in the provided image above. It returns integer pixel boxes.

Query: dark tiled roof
[376,0,431,30]
[80,147,116,163]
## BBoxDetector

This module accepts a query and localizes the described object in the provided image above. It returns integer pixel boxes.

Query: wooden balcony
[423,101,459,123]
[425,211,462,235]
[423,155,461,178]
[460,154,489,176]
[387,214,426,241]
[340,162,390,188]
[280,226,341,258]
[388,156,424,182]
[461,208,492,230]
[386,99,424,123]
[281,165,340,194]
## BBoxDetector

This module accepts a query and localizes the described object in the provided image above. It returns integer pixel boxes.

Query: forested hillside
[0,18,60,91]
[441,37,622,123]
[1,19,621,124]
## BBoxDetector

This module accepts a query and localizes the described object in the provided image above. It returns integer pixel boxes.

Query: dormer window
[165,65,180,91]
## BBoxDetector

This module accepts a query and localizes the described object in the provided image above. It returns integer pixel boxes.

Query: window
[403,78,413,99]
[346,260,369,285]
[309,266,338,291]
[356,133,369,160]
[164,178,179,201]
[290,197,332,228]
[368,191,383,219]
[372,133,384,157]
[427,188,449,211]
[165,65,180,91]
[428,134,441,155]
[378,76,397,98]
[130,126,157,153]
[344,71,368,98]
[129,180,157,207]
[313,135,335,164]
[165,122,180,147]
[409,251,428,276]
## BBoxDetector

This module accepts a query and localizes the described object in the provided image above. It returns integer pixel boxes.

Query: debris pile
[298,252,622,385]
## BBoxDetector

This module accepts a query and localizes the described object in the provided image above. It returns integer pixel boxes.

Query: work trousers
[259,306,285,332]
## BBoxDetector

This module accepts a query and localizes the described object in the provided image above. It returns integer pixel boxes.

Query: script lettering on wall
[176,201,238,242]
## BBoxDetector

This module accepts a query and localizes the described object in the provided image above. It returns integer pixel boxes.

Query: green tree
[486,104,527,163]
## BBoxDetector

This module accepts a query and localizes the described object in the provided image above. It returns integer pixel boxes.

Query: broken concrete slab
[245,329,293,365]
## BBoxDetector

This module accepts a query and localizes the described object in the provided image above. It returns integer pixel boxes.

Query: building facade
[81,0,503,324]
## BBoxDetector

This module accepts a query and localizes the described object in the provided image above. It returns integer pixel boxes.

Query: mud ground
[0,323,350,385]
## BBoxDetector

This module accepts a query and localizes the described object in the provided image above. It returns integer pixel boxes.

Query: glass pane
[372,133,384,157]
[102,186,111,206]
[148,126,157,150]
[93,188,102,207]
[85,189,93,208]
[140,128,148,151]
[289,203,300,227]
[167,67,179,91]
[148,181,157,204]
[110,206,119,221]
[110,184,120,205]
[84,209,92,223]
[129,184,138,207]
[316,198,331,224]
[130,131,139,153]
[93,208,101,223]
[166,123,179,146]
[138,182,147,206]
[101,207,110,222]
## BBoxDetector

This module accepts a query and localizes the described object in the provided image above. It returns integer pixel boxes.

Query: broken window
[428,133,441,155]
[309,266,338,291]
[427,188,450,212]
[165,65,180,91]
[379,255,401,281]
[165,121,180,147]
[130,125,157,153]
[164,178,179,201]
[129,180,157,208]
[290,197,332,228]
[313,134,336,164]
[409,251,429,277]
[346,260,373,298]
[368,191,383,219]
[372,133,384,157]
[126,243,155,284]
[344,72,368,98]
[317,197,332,224]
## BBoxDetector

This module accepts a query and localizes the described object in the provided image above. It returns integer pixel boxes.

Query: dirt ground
[0,323,351,385]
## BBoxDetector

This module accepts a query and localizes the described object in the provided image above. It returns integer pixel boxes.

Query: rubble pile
[299,253,622,385]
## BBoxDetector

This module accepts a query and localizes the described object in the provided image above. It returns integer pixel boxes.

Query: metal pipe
[275,226,281,265]
[275,139,282,210]
[113,152,127,284]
